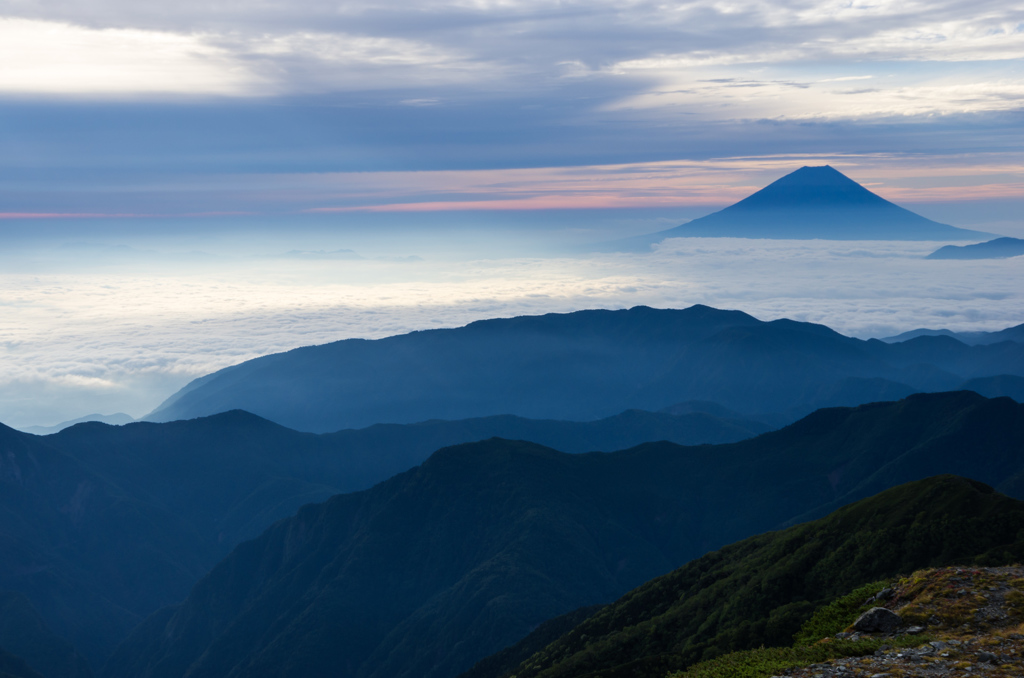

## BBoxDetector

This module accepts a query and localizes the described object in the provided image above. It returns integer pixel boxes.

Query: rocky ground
[780,567,1024,678]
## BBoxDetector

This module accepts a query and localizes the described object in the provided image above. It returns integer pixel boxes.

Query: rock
[905,626,926,634]
[875,588,894,601]
[853,607,902,634]
[978,651,998,664]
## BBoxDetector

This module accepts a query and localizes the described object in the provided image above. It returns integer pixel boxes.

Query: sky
[0,0,1023,428]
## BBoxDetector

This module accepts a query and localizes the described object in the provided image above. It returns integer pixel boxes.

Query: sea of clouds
[1,237,1021,429]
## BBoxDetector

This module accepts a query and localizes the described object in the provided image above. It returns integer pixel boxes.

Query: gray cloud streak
[1,0,1021,109]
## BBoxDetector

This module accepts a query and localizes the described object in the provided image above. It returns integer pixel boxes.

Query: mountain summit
[618,165,989,246]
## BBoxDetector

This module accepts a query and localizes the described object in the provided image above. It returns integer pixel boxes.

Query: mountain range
[881,321,1024,345]
[470,475,1024,678]
[145,304,1024,433]
[613,166,989,248]
[103,391,1024,678]
[926,236,1024,259]
[21,413,135,436]
[0,405,764,671]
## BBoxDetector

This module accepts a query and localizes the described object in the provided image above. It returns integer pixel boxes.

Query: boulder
[853,607,902,634]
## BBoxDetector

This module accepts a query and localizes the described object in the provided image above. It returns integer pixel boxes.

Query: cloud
[0,0,1020,124]
[607,62,1024,119]
[4,152,1023,218]
[0,18,259,95]
[163,153,1024,213]
[0,16,495,96]
[1,237,1022,428]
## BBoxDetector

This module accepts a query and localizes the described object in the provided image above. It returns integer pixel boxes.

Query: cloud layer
[4,153,1023,223]
[2,238,1021,428]
[1,1,1021,122]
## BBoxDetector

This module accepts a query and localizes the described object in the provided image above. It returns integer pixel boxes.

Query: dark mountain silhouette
[959,375,1024,403]
[456,607,602,678]
[145,305,1024,433]
[610,166,988,248]
[0,407,761,670]
[485,476,1024,678]
[881,322,1024,346]
[0,418,258,670]
[0,648,44,678]
[0,593,91,678]
[21,413,135,436]
[927,236,1024,259]
[104,392,1024,678]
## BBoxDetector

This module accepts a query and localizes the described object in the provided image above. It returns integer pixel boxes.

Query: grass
[791,580,887,646]
[670,635,929,678]
[674,565,1024,678]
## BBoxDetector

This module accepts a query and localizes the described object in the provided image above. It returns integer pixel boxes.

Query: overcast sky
[1,0,1023,219]
[0,1,1022,427]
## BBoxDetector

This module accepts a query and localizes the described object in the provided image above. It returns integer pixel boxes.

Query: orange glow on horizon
[305,192,750,213]
[5,155,1023,218]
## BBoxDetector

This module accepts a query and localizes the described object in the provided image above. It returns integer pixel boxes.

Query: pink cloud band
[0,211,255,220]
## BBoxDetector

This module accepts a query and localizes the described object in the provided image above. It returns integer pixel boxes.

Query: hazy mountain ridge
[0,421,211,670]
[959,374,1024,403]
[104,392,1024,678]
[0,593,91,678]
[926,236,1024,260]
[0,406,764,671]
[881,322,1024,346]
[145,305,1024,433]
[21,414,135,437]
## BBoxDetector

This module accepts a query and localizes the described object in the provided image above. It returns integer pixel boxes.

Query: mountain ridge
[103,391,1024,678]
[926,236,1024,259]
[487,475,1024,678]
[880,321,1024,346]
[145,304,1024,433]
[0,404,767,669]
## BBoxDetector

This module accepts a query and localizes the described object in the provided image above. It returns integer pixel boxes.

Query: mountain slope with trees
[0,406,761,670]
[490,475,1024,678]
[104,392,1024,678]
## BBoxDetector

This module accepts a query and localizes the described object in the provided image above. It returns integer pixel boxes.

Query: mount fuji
[616,165,990,248]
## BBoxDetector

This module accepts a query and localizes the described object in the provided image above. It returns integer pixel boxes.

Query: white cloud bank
[0,18,259,95]
[0,17,481,95]
[0,1,1021,121]
[1,238,1021,428]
